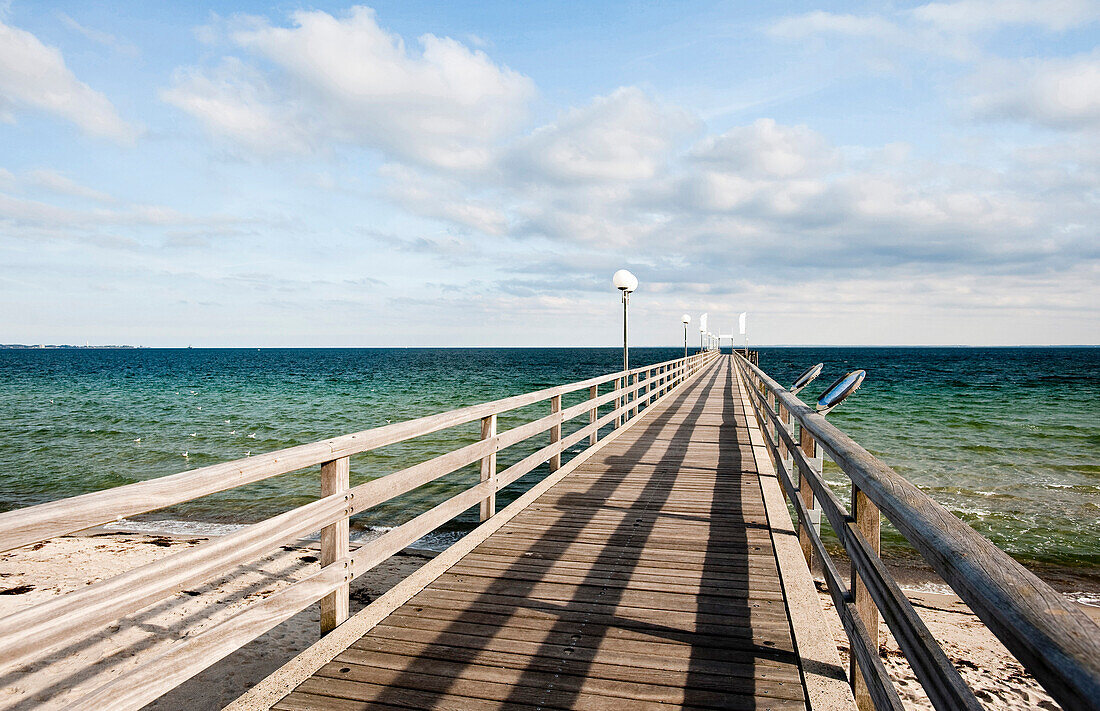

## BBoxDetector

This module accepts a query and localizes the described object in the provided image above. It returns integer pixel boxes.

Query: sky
[0,1,1098,347]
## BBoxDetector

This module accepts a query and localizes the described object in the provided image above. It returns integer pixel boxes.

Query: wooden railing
[0,350,718,711]
[733,352,1100,711]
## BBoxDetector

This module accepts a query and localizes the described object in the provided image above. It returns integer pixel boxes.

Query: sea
[1,347,1096,597]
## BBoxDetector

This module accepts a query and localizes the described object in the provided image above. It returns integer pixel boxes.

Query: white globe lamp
[612,269,638,293]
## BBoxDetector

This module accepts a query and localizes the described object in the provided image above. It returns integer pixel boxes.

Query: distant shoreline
[0,344,145,349]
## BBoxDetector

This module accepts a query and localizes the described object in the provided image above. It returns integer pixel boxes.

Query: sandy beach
[0,531,430,711]
[814,551,1100,711]
[0,531,1096,710]
[817,587,1066,711]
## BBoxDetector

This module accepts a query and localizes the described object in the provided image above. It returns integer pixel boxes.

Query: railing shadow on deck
[355,359,753,708]
[684,356,778,707]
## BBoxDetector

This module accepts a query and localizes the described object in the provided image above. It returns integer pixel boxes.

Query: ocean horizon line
[3,343,1098,350]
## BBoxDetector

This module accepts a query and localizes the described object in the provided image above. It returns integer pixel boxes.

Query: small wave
[902,583,1100,610]
[350,525,466,552]
[108,518,246,537]
[901,581,955,596]
[1067,592,1100,608]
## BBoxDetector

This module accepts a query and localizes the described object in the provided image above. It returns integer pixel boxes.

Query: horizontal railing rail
[0,349,719,711]
[733,352,1100,711]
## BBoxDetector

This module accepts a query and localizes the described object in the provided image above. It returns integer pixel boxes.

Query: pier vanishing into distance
[0,352,1097,711]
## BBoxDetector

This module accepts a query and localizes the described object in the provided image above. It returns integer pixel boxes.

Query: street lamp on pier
[612,269,638,373]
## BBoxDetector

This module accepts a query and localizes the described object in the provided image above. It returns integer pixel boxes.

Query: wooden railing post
[320,456,350,634]
[479,414,497,521]
[615,377,622,429]
[851,485,882,711]
[777,402,789,465]
[549,395,562,471]
[629,373,639,418]
[588,385,599,445]
[798,430,820,568]
[766,391,777,442]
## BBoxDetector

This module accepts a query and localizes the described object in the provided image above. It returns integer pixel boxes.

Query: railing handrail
[733,352,1100,711]
[0,350,720,711]
[0,353,698,555]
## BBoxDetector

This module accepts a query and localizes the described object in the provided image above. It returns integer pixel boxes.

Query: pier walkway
[265,356,840,711]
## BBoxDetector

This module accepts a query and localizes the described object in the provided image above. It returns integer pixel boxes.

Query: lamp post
[612,270,638,373]
[612,270,638,428]
[681,314,690,360]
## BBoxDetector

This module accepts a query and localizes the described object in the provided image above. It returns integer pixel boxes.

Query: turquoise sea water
[0,347,1096,572]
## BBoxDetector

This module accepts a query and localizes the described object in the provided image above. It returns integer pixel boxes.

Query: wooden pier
[0,350,1097,711]
[263,356,835,711]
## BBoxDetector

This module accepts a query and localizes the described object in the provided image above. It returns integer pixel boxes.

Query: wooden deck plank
[276,356,810,711]
[311,659,807,706]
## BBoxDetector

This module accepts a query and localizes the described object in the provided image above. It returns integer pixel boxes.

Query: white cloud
[771,2,1098,40]
[380,164,509,235]
[0,20,136,142]
[969,51,1100,129]
[765,8,978,61]
[689,118,838,178]
[766,5,1100,129]
[911,0,1100,33]
[767,11,897,39]
[377,86,1086,280]
[508,87,698,184]
[55,11,140,56]
[0,186,258,253]
[162,58,313,155]
[165,6,534,169]
[25,169,115,202]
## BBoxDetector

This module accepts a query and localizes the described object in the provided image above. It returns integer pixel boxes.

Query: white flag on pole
[738,312,747,335]
[699,313,708,333]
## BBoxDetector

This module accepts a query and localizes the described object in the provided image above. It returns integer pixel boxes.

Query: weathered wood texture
[274,356,815,711]
[850,485,881,711]
[320,457,352,634]
[735,353,1100,711]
